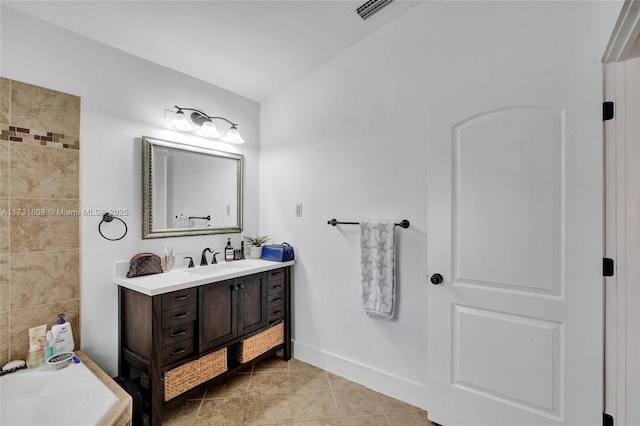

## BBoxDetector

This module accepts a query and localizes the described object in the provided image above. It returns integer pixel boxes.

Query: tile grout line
[6,124,11,361]
[10,297,81,311]
[326,369,343,422]
[190,396,206,426]
[238,395,249,426]
[373,391,393,426]
[288,358,291,398]
[241,364,255,425]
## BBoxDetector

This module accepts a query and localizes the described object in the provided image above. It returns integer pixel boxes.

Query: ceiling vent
[356,0,394,20]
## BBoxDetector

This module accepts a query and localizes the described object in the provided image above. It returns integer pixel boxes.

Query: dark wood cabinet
[200,279,237,349]
[200,273,267,351]
[118,266,291,426]
[237,272,268,335]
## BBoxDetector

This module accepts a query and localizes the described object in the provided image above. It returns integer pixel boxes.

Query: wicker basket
[237,322,284,363]
[139,371,149,390]
[164,348,227,401]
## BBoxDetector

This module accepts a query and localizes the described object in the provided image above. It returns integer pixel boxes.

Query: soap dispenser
[225,238,234,262]
[163,242,171,272]
[51,313,74,354]
[45,330,55,360]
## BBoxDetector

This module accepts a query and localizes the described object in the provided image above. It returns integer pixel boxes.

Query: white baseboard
[292,339,429,411]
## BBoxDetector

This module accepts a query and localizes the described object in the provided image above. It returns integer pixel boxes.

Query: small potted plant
[244,234,270,259]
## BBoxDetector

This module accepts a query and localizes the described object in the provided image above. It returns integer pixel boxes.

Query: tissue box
[261,243,294,262]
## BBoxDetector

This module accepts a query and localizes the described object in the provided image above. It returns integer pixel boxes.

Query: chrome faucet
[200,248,214,266]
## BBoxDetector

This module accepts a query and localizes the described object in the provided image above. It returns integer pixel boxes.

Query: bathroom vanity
[115,259,293,426]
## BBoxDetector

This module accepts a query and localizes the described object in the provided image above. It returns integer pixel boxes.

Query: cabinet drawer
[161,288,197,311]
[161,323,196,348]
[266,268,285,283]
[267,280,285,295]
[160,340,195,366]
[267,291,285,307]
[268,304,285,322]
[162,304,197,329]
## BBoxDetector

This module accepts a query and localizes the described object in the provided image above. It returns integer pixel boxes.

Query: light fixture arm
[174,105,238,127]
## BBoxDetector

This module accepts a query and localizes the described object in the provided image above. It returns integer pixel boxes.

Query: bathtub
[0,357,119,426]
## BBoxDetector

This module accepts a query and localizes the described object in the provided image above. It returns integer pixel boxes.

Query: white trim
[604,56,640,426]
[603,0,640,63]
[292,340,429,411]
[604,61,626,425]
[612,60,628,426]
[621,57,640,426]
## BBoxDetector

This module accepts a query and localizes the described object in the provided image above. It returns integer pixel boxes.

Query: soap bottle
[26,344,42,368]
[45,330,55,360]
[163,242,171,272]
[225,238,234,262]
[52,313,74,354]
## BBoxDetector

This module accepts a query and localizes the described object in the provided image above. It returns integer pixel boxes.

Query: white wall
[260,0,601,409]
[0,6,261,375]
[600,0,625,58]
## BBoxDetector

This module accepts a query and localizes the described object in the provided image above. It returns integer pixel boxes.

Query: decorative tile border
[0,124,79,150]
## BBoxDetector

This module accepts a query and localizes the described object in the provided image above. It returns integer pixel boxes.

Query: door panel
[453,306,562,416]
[238,273,268,336]
[427,64,603,426]
[453,108,563,296]
[200,279,237,350]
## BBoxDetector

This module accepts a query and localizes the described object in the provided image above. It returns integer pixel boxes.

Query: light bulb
[197,120,222,138]
[221,125,244,144]
[166,110,193,131]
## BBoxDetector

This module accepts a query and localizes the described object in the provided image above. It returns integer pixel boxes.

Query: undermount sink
[184,262,251,275]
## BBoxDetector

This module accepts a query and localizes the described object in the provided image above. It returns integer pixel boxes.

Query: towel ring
[98,213,128,241]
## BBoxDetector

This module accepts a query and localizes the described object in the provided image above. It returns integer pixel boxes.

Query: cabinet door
[237,273,268,336]
[200,279,237,350]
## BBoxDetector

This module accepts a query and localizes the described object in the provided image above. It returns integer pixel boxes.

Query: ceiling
[4,0,422,101]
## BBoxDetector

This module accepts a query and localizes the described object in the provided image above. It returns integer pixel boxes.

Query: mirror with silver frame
[142,136,243,238]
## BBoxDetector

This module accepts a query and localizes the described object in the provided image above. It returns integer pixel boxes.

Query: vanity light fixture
[166,105,245,144]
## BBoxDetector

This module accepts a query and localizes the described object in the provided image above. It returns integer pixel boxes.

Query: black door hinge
[603,412,614,426]
[603,258,615,277]
[603,101,615,121]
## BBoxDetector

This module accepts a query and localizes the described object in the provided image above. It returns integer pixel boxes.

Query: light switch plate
[295,203,302,217]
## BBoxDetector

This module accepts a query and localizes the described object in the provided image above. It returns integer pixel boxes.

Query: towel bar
[327,218,410,229]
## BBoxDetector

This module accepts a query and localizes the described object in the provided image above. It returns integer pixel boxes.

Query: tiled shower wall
[0,77,80,364]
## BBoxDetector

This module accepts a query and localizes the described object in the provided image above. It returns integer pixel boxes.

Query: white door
[426,64,603,426]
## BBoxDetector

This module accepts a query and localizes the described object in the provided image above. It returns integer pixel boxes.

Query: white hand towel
[360,221,396,319]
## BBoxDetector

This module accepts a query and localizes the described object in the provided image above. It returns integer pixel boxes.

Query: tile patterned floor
[163,355,433,425]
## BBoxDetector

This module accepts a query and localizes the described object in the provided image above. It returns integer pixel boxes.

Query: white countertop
[115,258,294,296]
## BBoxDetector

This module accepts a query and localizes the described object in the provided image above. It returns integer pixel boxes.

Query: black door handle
[430,274,444,285]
